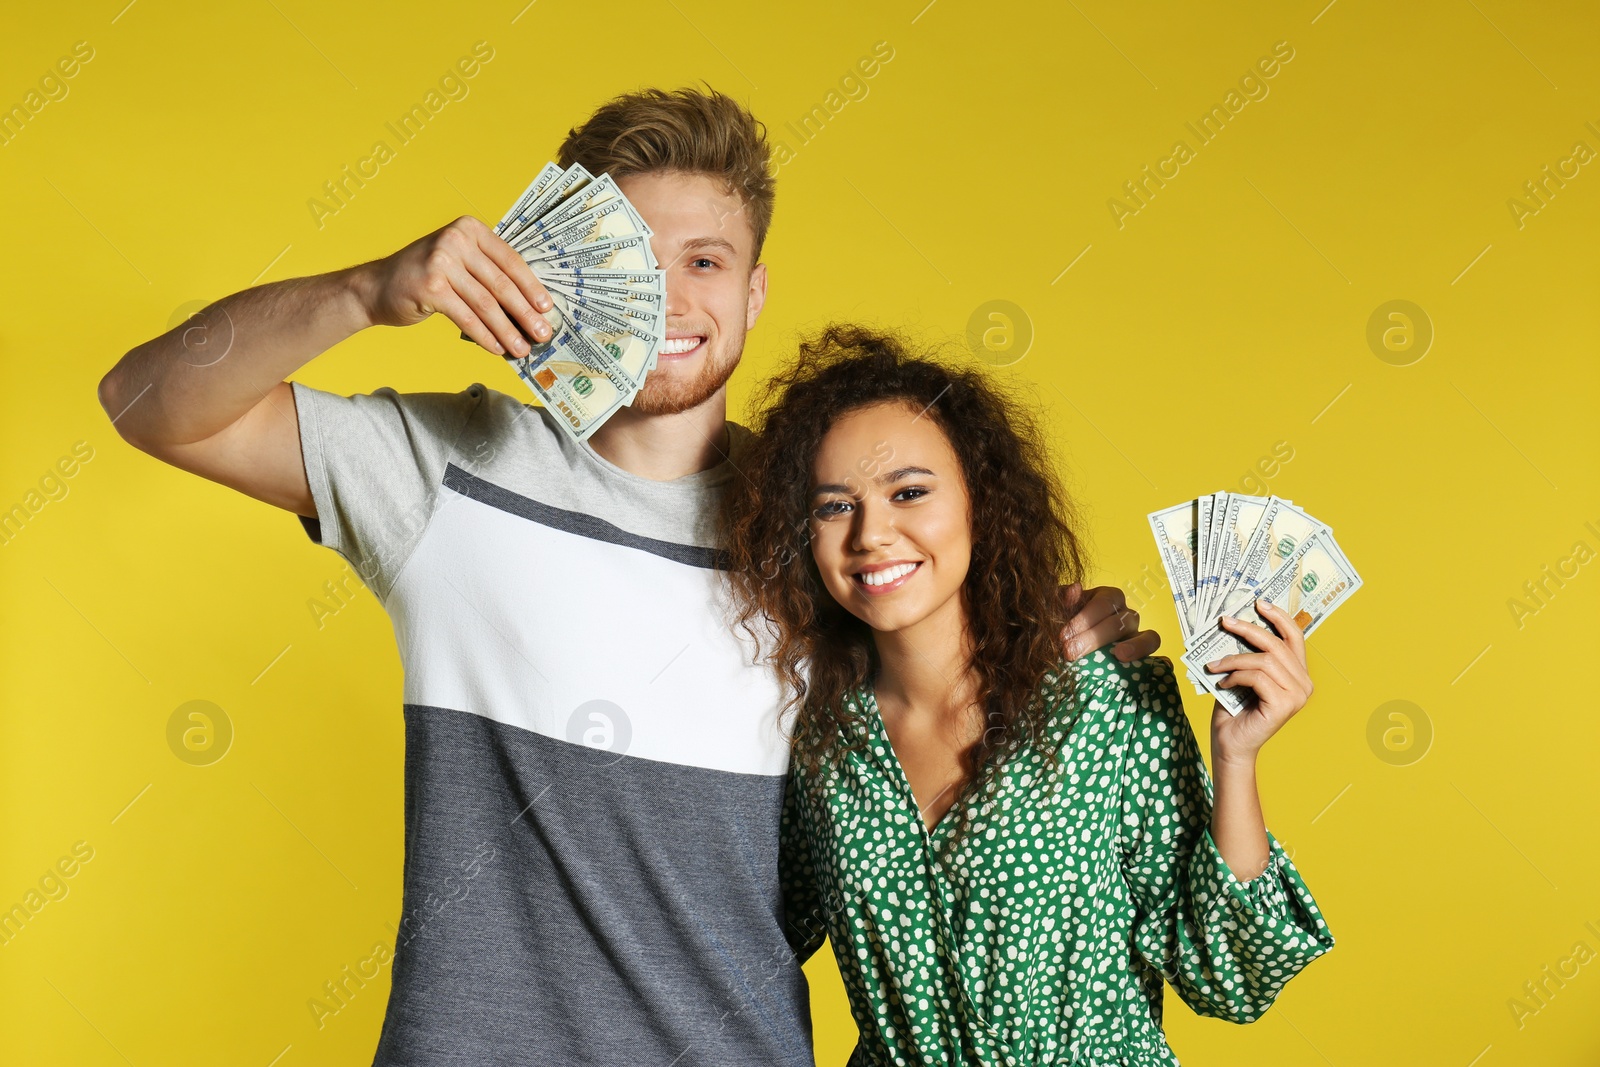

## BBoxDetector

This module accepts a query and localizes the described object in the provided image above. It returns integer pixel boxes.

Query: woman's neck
[870,595,978,720]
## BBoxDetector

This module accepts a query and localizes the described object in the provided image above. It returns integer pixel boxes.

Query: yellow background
[3,0,1597,1063]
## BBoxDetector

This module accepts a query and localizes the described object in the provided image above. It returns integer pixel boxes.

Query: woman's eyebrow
[809,467,937,497]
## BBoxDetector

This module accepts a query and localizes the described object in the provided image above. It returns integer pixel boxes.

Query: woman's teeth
[858,563,918,587]
[661,336,702,355]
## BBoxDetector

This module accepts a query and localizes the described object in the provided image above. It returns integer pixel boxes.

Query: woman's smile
[852,559,923,594]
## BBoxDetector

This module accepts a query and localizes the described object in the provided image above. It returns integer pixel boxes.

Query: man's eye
[690,257,717,269]
[812,500,851,519]
[892,486,929,502]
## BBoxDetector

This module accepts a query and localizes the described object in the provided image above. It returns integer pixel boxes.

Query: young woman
[726,325,1335,1066]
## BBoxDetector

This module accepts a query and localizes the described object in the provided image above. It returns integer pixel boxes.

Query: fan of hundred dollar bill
[459,160,666,441]
[1149,494,1362,715]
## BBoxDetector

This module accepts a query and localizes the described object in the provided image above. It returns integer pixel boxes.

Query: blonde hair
[558,85,776,258]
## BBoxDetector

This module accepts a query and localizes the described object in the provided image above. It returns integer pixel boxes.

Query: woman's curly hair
[723,324,1088,833]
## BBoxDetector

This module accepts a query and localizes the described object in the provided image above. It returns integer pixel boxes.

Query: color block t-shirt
[290,379,813,1066]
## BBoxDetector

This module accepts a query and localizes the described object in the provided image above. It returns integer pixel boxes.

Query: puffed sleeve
[1115,655,1336,1023]
[777,769,829,965]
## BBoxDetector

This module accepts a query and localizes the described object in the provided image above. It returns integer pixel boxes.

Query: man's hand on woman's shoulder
[1059,582,1162,663]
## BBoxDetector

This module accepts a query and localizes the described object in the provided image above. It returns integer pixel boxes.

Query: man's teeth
[859,563,917,587]
[661,336,702,355]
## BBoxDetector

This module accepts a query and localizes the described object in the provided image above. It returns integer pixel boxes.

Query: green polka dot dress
[779,649,1336,1066]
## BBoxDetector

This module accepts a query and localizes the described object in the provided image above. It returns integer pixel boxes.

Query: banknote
[506,332,629,438]
[513,191,653,263]
[550,285,664,331]
[1214,497,1326,618]
[528,234,655,273]
[500,163,594,244]
[1149,492,1360,715]
[1179,527,1363,714]
[1209,494,1269,621]
[513,173,643,245]
[520,198,645,257]
[543,270,666,374]
[543,276,665,315]
[531,305,639,393]
[1147,501,1199,640]
[541,269,666,291]
[547,283,664,335]
[458,161,666,441]
[534,299,657,391]
[1195,493,1215,626]
[494,162,565,237]
[543,289,663,375]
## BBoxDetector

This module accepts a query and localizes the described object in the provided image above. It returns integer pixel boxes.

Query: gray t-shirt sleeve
[291,379,489,602]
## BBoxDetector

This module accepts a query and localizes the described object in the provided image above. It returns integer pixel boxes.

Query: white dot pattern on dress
[778,649,1336,1066]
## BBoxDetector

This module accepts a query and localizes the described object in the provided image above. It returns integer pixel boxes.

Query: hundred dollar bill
[1148,500,1199,640]
[540,269,664,291]
[1181,527,1362,714]
[513,193,650,260]
[1215,496,1326,618]
[1195,492,1230,684]
[1208,492,1227,616]
[505,323,634,440]
[494,162,564,237]
[527,234,656,273]
[546,283,664,333]
[467,308,646,437]
[544,285,664,374]
[514,174,649,249]
[543,275,665,313]
[501,164,595,245]
[1267,529,1362,640]
[537,298,658,390]
[1211,493,1269,619]
[529,307,640,396]
[546,287,663,355]
[544,275,663,312]
[462,159,666,442]
[546,288,665,335]
[1205,492,1234,618]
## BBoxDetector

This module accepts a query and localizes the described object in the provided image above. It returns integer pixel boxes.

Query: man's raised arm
[95,215,554,517]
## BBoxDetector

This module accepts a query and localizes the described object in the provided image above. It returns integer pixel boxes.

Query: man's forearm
[100,265,372,447]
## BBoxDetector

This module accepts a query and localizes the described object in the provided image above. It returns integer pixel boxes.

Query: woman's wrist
[1212,746,1260,775]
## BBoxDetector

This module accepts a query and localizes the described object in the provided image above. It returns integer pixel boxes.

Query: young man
[98,87,1160,1065]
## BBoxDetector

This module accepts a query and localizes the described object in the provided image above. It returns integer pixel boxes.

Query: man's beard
[627,329,746,416]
